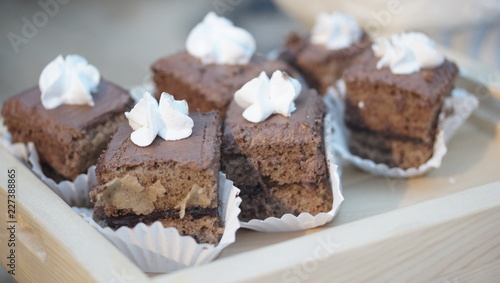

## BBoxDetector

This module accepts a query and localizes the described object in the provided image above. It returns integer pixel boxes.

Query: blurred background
[1,0,500,107]
[0,0,499,281]
[0,0,304,107]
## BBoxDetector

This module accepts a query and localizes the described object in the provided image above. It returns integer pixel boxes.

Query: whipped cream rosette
[234,70,301,123]
[39,54,100,109]
[372,32,444,75]
[125,92,194,146]
[227,70,343,232]
[311,12,363,50]
[278,11,370,95]
[186,11,256,65]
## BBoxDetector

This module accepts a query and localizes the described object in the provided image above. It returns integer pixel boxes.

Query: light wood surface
[155,181,500,283]
[0,146,149,283]
[212,53,500,260]
[0,48,499,282]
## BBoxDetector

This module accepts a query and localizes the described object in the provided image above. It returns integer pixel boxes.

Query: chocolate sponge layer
[151,51,295,116]
[93,206,223,245]
[1,80,133,180]
[237,180,332,222]
[348,128,434,169]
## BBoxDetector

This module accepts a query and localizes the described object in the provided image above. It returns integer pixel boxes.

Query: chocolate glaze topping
[3,79,133,132]
[97,112,222,174]
[343,49,459,102]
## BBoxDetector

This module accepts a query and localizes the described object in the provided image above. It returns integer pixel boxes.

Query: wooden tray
[1,47,499,283]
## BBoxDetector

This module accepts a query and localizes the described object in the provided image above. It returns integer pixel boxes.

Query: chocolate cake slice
[151,52,295,116]
[222,91,332,221]
[1,80,133,180]
[343,49,459,169]
[90,112,223,245]
[281,33,371,94]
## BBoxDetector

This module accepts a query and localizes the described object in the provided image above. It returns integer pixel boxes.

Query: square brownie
[222,90,332,221]
[90,112,223,245]
[151,51,295,116]
[1,80,133,180]
[282,33,371,94]
[343,49,459,168]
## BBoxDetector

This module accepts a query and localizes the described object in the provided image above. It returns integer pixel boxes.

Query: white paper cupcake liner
[239,110,344,232]
[0,134,96,207]
[326,80,479,178]
[72,173,241,273]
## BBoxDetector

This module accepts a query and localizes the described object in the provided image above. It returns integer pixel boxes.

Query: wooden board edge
[154,180,500,282]
[0,146,151,283]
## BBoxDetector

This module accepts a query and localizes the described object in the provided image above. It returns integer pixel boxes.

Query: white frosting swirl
[125,92,194,147]
[186,12,256,65]
[234,70,301,123]
[310,12,362,50]
[39,54,100,109]
[372,32,445,74]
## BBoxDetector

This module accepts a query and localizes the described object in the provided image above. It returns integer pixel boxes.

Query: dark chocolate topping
[2,79,133,132]
[98,112,222,172]
[151,51,296,107]
[224,90,325,151]
[343,49,459,102]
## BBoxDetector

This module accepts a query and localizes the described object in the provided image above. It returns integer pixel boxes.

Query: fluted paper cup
[73,173,241,273]
[0,134,95,207]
